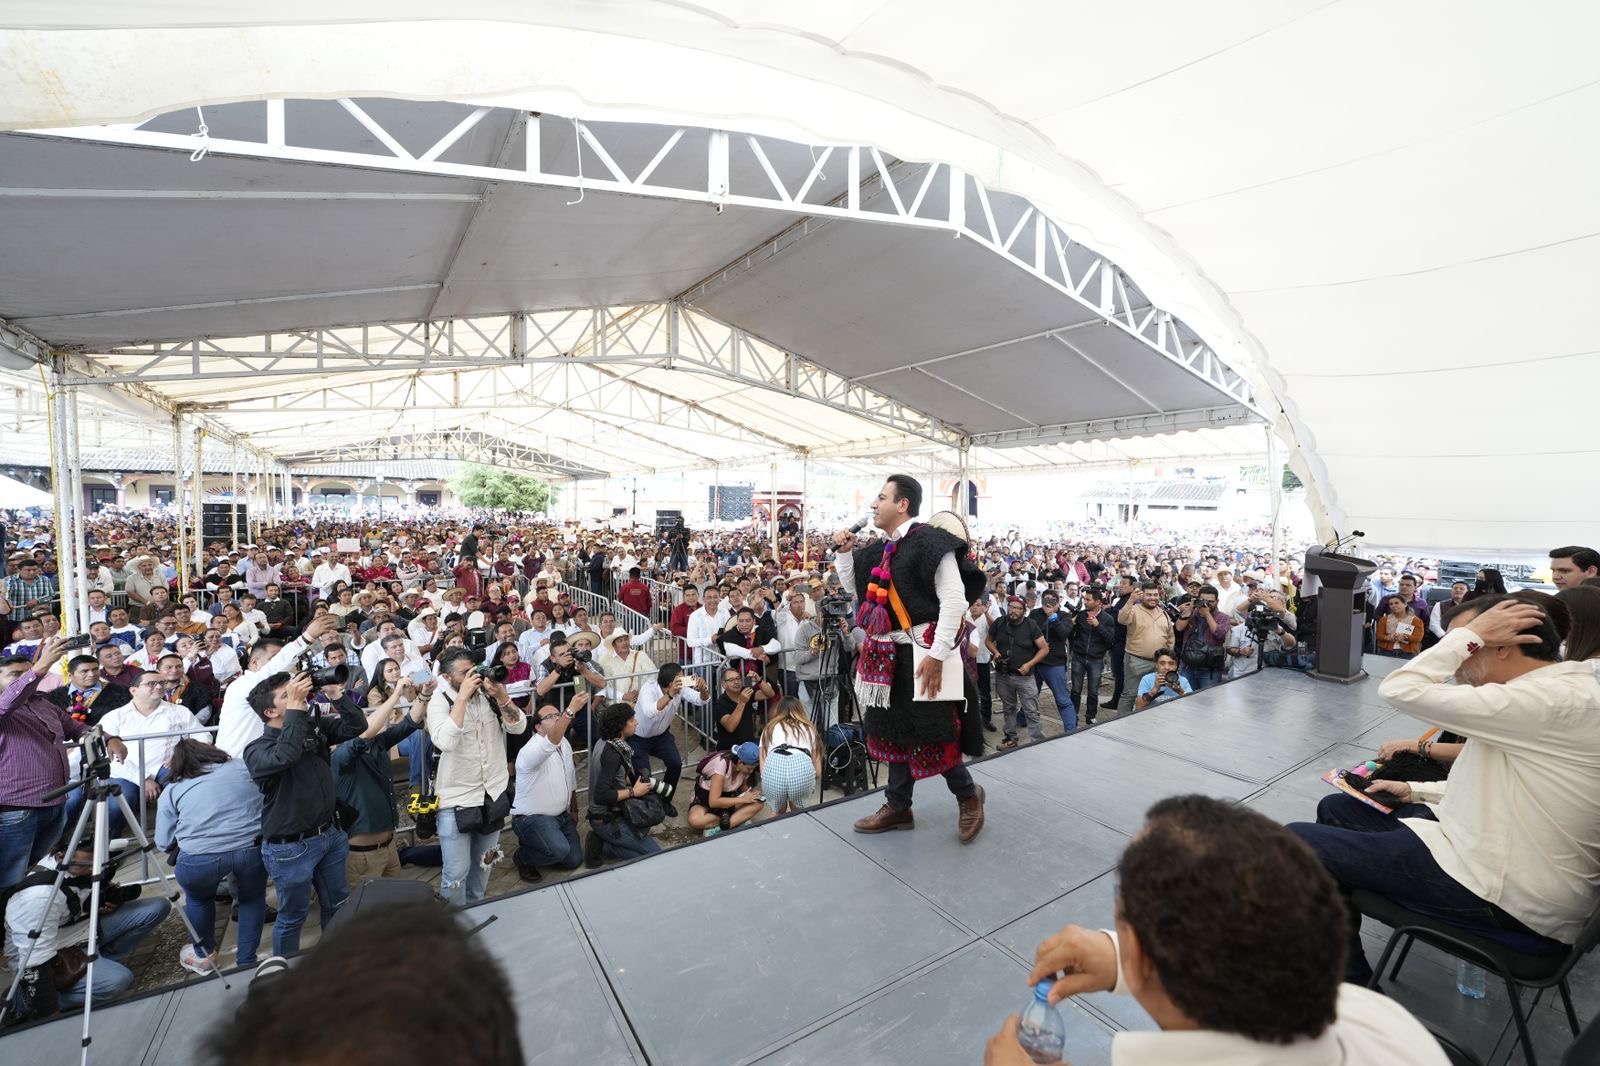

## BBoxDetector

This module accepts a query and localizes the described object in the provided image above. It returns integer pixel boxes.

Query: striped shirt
[3,575,56,620]
[0,668,88,806]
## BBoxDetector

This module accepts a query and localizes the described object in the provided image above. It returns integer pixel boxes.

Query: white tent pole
[65,388,91,634]
[230,448,240,545]
[46,362,79,637]
[172,416,188,591]
[769,460,778,563]
[1267,426,1283,586]
[191,427,204,567]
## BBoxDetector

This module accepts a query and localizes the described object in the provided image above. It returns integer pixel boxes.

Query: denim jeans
[64,777,141,839]
[1035,663,1076,732]
[0,804,67,891]
[1070,655,1104,723]
[176,845,269,966]
[437,807,501,906]
[260,826,349,956]
[588,816,660,861]
[1182,664,1225,691]
[512,813,582,870]
[628,731,683,792]
[1289,794,1563,983]
[60,897,172,1008]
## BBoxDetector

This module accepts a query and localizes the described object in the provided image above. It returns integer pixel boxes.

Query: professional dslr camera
[1158,593,1189,623]
[472,661,510,683]
[298,651,349,690]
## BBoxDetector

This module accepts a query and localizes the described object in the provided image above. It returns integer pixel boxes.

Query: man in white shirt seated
[310,551,353,599]
[360,627,425,682]
[1288,594,1600,985]
[66,669,205,838]
[508,694,590,883]
[984,795,1446,1066]
[200,627,242,684]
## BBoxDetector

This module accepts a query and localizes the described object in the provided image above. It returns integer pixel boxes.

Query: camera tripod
[809,615,878,791]
[0,728,228,1062]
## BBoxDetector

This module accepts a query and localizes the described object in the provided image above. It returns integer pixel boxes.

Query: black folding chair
[1353,889,1600,1066]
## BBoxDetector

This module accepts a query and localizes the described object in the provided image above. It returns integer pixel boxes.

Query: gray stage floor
[5,657,1593,1065]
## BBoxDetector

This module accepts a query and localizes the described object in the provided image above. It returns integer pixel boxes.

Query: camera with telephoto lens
[569,648,592,665]
[1163,670,1181,686]
[473,661,510,683]
[298,651,349,690]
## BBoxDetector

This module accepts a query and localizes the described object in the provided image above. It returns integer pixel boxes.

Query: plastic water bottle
[1456,961,1487,999]
[1017,980,1067,1063]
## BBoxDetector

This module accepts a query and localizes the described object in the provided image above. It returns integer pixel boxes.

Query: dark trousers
[1070,655,1104,723]
[627,730,683,791]
[1288,794,1562,984]
[1107,645,1126,707]
[973,662,992,723]
[885,759,976,813]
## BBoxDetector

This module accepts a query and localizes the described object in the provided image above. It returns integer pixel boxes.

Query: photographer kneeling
[585,702,665,868]
[1133,649,1192,711]
[426,647,525,906]
[686,742,764,836]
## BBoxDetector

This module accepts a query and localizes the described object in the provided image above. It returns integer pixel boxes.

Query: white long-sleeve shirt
[773,608,807,670]
[833,521,964,660]
[685,604,730,665]
[634,679,705,738]
[215,634,311,758]
[1381,628,1600,943]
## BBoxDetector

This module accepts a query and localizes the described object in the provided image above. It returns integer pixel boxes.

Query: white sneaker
[178,943,215,975]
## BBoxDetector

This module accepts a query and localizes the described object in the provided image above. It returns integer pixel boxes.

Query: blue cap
[1033,979,1054,1002]
[733,741,760,766]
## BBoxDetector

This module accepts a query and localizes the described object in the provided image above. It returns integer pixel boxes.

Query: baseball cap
[733,741,760,766]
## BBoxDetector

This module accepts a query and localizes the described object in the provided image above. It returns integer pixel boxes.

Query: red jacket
[618,580,653,617]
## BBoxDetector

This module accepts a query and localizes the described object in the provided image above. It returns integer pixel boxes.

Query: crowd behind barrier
[3,502,1598,1059]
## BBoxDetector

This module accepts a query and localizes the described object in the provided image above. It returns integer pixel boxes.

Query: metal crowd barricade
[557,581,612,622]
[125,723,221,884]
[614,602,680,665]
[641,576,683,627]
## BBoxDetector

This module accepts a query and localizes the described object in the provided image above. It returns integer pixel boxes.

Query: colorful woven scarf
[854,538,900,708]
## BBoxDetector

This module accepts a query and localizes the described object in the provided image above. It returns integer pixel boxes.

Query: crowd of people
[2,499,1598,1062]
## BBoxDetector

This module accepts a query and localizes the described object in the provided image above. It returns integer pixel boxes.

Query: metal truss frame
[272,431,605,482]
[23,101,1261,416]
[9,100,1269,479]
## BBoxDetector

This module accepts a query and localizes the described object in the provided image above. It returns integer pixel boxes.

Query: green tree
[451,464,556,512]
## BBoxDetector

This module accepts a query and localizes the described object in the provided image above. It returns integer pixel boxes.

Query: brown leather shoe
[853,803,915,834]
[517,863,543,884]
[957,785,986,844]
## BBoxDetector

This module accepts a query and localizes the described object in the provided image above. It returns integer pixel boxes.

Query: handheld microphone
[848,515,871,535]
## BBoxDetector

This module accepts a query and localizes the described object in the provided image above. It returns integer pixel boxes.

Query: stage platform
[5,657,1594,1065]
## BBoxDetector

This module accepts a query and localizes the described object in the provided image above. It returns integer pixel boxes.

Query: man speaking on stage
[834,475,988,843]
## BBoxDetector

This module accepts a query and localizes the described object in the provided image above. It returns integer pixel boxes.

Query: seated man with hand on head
[1132,648,1191,711]
[984,795,1446,1066]
[1289,594,1600,985]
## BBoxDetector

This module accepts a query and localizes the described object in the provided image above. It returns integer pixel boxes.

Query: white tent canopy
[0,472,52,509]
[2,3,1593,551]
